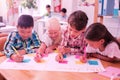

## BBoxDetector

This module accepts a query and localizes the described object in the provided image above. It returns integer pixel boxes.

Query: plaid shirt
[61,29,86,55]
[4,31,41,58]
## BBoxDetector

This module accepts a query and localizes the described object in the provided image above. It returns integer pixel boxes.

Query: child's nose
[51,33,56,37]
[70,31,74,35]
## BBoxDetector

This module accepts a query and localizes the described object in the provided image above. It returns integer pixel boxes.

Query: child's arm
[47,44,58,50]
[37,43,47,54]
[10,54,23,62]
[45,45,58,54]
[32,31,41,47]
[61,34,86,54]
[4,32,29,57]
[4,32,17,58]
[34,43,46,62]
[90,53,120,63]
[25,31,41,54]
[17,49,26,55]
[57,46,71,54]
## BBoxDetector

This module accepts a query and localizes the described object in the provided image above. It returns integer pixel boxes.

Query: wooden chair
[0,33,8,37]
[0,33,8,56]
[0,37,7,56]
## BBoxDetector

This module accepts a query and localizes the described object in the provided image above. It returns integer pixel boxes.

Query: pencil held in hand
[80,47,87,63]
[83,47,87,58]
[80,56,87,63]
[11,46,19,55]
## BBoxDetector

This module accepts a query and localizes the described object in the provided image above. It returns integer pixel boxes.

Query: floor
[0,73,6,80]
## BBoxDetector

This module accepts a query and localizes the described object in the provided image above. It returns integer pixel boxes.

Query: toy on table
[11,46,19,55]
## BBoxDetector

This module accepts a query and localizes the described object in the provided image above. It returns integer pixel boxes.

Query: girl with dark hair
[85,23,120,62]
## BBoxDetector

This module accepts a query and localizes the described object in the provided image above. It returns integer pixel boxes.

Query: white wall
[103,17,120,37]
[61,0,78,17]
[0,0,7,22]
[78,6,94,26]
[61,0,94,26]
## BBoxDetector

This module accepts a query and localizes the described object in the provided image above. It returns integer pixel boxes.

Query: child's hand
[45,47,53,54]
[33,48,38,53]
[10,54,23,62]
[80,56,87,63]
[34,53,42,62]
[17,49,26,55]
[57,46,65,54]
[55,53,63,62]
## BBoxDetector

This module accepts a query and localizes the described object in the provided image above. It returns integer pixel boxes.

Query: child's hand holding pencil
[55,47,64,62]
[34,51,42,62]
[11,46,24,62]
[10,54,24,62]
[80,47,87,63]
[55,53,63,62]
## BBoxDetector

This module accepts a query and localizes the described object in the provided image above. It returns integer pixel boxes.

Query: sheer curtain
[6,0,20,26]
[0,0,7,23]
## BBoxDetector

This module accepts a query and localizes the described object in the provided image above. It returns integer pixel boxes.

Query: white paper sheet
[0,53,105,72]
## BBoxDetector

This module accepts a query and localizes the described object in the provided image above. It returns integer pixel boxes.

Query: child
[56,10,88,61]
[60,8,67,21]
[34,4,53,21]
[34,18,62,60]
[4,15,41,62]
[44,4,53,17]
[85,23,120,62]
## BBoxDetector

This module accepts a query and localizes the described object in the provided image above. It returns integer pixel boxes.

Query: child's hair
[61,8,67,13]
[46,4,51,8]
[68,10,88,31]
[85,23,120,49]
[17,15,34,28]
[46,18,61,30]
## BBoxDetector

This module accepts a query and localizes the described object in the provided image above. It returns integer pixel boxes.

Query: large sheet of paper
[0,53,105,72]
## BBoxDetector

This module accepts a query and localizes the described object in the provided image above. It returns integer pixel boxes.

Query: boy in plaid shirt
[56,10,88,61]
[4,15,41,62]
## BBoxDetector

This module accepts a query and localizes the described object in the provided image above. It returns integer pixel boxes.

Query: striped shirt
[4,31,41,58]
[61,29,86,55]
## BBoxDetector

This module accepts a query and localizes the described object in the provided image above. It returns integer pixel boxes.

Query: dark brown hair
[68,10,88,31]
[46,4,50,8]
[17,15,34,28]
[61,8,67,13]
[85,23,120,48]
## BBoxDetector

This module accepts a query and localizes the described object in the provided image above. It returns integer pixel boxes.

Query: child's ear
[100,39,105,44]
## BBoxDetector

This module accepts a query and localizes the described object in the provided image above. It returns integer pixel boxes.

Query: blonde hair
[46,18,61,31]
